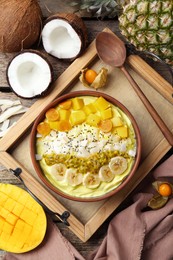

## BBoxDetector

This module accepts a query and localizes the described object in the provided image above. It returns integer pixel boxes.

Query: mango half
[0,183,47,253]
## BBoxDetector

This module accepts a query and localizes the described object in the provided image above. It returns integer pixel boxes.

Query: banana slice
[99,165,115,182]
[109,156,127,175]
[83,172,100,189]
[49,163,66,181]
[65,168,83,187]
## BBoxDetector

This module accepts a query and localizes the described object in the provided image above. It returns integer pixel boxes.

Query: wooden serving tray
[0,28,172,242]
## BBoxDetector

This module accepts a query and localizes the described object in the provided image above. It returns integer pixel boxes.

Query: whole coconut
[0,0,42,52]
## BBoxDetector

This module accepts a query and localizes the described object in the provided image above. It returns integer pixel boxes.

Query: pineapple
[71,0,130,18]
[119,0,173,65]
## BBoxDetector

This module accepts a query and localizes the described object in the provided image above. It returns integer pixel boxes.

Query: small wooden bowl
[30,91,142,202]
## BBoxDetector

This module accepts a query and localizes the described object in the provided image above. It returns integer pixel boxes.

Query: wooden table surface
[0,1,172,259]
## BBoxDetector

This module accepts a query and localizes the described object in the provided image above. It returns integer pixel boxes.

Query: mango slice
[0,183,47,253]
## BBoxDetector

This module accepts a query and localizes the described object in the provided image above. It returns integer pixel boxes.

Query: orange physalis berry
[85,69,98,84]
[158,183,172,197]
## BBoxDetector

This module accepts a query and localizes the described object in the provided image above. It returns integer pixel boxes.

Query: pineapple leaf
[71,0,126,18]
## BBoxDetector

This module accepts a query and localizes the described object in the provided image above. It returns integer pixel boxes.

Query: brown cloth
[4,155,173,260]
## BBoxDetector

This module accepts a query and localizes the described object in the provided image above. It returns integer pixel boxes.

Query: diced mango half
[116,125,128,138]
[0,183,47,253]
[94,97,110,111]
[86,114,101,127]
[70,110,86,125]
[100,107,113,120]
[72,97,84,110]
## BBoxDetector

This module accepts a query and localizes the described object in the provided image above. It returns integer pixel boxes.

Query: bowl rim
[30,90,142,202]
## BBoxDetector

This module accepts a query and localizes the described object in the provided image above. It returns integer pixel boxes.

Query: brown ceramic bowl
[30,91,142,202]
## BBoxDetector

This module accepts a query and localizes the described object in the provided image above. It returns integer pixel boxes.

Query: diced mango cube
[94,97,110,111]
[72,98,84,110]
[83,103,97,115]
[59,109,71,120]
[25,199,35,211]
[9,187,22,201]
[112,116,123,127]
[49,121,60,131]
[15,219,25,230]
[11,227,22,240]
[0,193,8,206]
[100,107,113,120]
[0,207,9,219]
[17,192,30,206]
[12,203,24,216]
[6,212,18,226]
[20,208,37,225]
[86,114,101,127]
[70,111,86,125]
[4,198,16,212]
[3,222,13,234]
[116,125,128,138]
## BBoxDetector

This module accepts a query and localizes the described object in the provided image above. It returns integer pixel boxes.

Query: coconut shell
[44,13,88,59]
[0,0,42,52]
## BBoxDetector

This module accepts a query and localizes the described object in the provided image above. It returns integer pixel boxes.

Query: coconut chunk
[0,99,21,106]
[0,105,23,123]
[0,100,21,112]
[0,122,16,138]
[7,51,53,98]
[0,120,10,131]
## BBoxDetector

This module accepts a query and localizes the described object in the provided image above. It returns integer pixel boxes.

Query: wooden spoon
[96,32,173,146]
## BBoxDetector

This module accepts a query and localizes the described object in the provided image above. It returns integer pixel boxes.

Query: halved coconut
[6,50,53,99]
[41,13,88,59]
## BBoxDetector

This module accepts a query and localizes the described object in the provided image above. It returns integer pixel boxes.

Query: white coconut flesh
[42,19,82,59]
[7,52,52,98]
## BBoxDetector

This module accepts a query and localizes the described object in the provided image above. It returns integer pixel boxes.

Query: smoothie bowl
[30,91,141,201]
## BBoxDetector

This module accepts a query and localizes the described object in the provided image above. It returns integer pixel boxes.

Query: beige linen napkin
[4,155,173,260]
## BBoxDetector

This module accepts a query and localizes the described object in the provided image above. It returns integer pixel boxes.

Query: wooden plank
[127,55,173,105]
